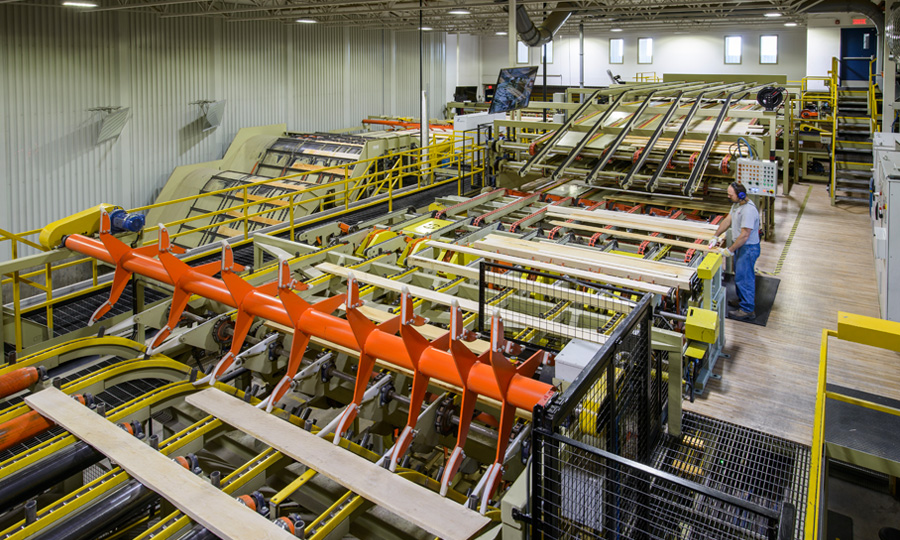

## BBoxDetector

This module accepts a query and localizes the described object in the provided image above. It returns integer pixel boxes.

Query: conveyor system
[0,189,809,539]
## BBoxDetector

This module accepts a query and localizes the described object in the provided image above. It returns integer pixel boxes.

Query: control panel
[736,158,778,197]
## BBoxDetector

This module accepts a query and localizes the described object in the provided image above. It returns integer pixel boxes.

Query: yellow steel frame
[1,134,486,353]
[806,313,900,538]
[869,57,882,133]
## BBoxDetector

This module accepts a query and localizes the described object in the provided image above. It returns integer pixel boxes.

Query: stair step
[835,177,871,186]
[834,195,870,204]
[834,169,873,178]
[834,186,871,194]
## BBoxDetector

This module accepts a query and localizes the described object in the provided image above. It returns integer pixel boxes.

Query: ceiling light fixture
[764,12,782,17]
[610,28,622,32]
[449,8,470,15]
[420,26,433,31]
[784,21,798,26]
[295,18,317,23]
[496,31,508,35]
[62,2,98,7]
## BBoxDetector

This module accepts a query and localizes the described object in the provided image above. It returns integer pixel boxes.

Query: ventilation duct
[516,2,577,47]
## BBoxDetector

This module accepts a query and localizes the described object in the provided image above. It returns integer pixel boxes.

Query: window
[638,37,653,64]
[760,35,778,64]
[542,41,553,63]
[609,38,624,64]
[517,41,528,64]
[725,36,742,64]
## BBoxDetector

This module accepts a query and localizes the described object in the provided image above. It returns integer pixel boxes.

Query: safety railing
[805,313,900,539]
[1,133,486,353]
[828,57,839,205]
[634,71,661,83]
[869,56,881,133]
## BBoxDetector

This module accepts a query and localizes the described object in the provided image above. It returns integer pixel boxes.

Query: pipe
[31,480,156,540]
[579,22,584,88]
[0,411,55,453]
[179,526,218,540]
[0,442,102,511]
[515,1,576,46]
[0,367,42,401]
[63,235,554,413]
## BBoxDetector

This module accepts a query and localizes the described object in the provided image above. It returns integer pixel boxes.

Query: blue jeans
[734,243,760,313]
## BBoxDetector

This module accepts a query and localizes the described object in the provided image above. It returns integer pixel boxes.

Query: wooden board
[24,388,297,540]
[480,234,696,278]
[548,206,718,240]
[425,240,673,296]
[408,255,637,313]
[471,236,693,290]
[547,220,721,253]
[315,262,609,345]
[185,388,492,540]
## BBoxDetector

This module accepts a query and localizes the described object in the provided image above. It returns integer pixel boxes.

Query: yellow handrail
[829,57,838,205]
[806,315,900,538]
[1,133,486,352]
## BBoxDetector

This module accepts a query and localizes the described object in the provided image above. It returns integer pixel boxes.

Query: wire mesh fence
[476,261,641,354]
[530,293,796,539]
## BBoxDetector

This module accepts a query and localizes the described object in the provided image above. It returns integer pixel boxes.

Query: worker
[715,181,760,321]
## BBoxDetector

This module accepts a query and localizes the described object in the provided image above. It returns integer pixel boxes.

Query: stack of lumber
[469,234,696,291]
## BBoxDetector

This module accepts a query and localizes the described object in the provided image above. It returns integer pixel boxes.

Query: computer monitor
[488,66,538,115]
[453,86,478,102]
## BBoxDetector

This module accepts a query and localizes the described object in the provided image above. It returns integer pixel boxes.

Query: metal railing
[805,313,900,538]
[1,133,487,352]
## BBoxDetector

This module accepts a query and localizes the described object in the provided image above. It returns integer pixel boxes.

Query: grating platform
[825,384,900,467]
[21,282,168,337]
[652,411,811,539]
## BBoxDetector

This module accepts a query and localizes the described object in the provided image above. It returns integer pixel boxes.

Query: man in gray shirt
[714,182,760,321]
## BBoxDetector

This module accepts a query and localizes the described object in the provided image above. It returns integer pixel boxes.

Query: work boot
[728,308,756,321]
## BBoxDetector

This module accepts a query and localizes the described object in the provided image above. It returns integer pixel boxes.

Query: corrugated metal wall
[0,6,448,245]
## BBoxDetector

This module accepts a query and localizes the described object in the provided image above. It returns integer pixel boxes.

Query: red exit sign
[852,18,868,24]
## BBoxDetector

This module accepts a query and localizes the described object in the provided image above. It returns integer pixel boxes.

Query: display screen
[488,66,538,114]
[454,86,478,102]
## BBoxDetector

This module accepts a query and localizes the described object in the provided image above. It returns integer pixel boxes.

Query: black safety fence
[530,293,795,539]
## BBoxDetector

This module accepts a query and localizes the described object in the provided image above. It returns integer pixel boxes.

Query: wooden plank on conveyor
[185,388,492,540]
[25,388,297,540]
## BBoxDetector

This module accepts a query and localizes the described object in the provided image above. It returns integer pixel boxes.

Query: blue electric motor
[108,209,146,233]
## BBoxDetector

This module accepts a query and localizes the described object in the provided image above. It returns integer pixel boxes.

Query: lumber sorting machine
[478,81,786,237]
[0,135,808,538]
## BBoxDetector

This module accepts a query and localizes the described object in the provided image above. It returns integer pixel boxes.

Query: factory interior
[2,0,900,538]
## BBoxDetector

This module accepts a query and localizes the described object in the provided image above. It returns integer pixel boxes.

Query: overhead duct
[516,2,577,47]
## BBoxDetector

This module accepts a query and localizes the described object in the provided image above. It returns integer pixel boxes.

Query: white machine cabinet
[872,133,900,321]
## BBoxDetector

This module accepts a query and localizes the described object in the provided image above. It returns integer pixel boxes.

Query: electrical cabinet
[872,133,900,321]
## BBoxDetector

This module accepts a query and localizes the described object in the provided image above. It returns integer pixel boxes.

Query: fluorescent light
[62,2,98,7]
[295,18,317,23]
[610,28,622,32]
[420,26,433,31]
[764,12,782,17]
[449,8,470,15]
[496,31,508,36]
[784,22,798,26]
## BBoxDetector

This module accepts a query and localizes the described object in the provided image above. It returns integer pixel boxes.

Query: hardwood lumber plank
[472,237,692,290]
[481,234,696,278]
[224,211,283,226]
[408,255,637,313]
[315,262,608,345]
[185,388,492,540]
[548,206,718,239]
[290,162,347,175]
[547,220,721,252]
[425,240,673,296]
[24,388,296,540]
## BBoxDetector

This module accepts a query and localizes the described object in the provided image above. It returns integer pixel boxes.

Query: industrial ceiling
[8,0,827,32]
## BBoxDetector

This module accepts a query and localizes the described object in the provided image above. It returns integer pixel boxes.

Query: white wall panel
[0,5,447,243]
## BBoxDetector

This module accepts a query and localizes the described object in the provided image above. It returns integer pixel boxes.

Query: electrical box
[685,307,719,344]
[872,135,900,322]
[554,338,604,383]
[736,158,778,197]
